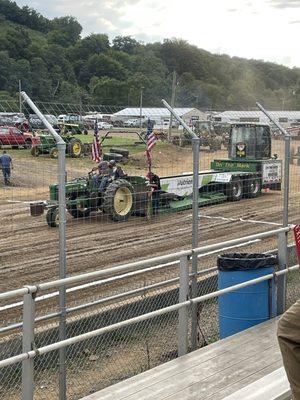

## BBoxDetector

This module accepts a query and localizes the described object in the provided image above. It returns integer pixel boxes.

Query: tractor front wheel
[103,179,134,221]
[68,138,82,158]
[46,208,59,227]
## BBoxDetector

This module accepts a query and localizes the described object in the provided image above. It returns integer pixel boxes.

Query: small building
[213,110,300,126]
[112,107,206,126]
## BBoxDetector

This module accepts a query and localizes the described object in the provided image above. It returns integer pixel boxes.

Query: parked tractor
[30,123,282,227]
[31,131,83,158]
[194,120,223,151]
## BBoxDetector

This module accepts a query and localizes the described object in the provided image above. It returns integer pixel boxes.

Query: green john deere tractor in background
[31,131,83,158]
[194,120,223,151]
[30,123,282,227]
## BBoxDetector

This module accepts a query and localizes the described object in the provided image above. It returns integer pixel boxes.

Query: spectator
[0,150,13,185]
[147,172,161,215]
[109,159,126,179]
[277,300,300,399]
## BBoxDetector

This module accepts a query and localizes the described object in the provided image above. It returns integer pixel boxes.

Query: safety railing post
[277,231,287,314]
[178,255,189,356]
[22,288,36,400]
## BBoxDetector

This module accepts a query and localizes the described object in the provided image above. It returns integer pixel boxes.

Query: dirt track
[0,138,299,302]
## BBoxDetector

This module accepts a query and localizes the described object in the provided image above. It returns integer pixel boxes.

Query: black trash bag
[218,253,277,271]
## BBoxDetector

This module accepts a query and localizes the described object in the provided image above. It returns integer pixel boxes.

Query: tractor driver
[92,161,112,193]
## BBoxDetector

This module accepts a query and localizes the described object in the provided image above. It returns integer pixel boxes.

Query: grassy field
[0,133,170,173]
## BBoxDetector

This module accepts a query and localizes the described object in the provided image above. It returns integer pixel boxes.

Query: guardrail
[0,225,294,400]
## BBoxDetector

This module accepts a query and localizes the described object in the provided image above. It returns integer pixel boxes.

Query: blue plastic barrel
[218,253,277,339]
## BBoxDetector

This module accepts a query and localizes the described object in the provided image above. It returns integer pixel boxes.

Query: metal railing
[0,225,296,400]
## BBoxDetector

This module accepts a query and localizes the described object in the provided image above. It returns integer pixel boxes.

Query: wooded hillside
[0,0,300,109]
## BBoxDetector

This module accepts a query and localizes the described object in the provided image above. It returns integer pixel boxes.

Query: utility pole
[140,86,144,131]
[168,71,177,140]
[19,80,22,114]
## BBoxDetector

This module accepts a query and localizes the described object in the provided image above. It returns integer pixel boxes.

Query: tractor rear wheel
[103,179,134,221]
[226,178,243,201]
[46,208,59,227]
[68,138,82,158]
[244,178,262,198]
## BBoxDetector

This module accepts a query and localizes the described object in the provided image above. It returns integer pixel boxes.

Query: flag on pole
[145,119,157,173]
[146,118,157,151]
[92,118,101,163]
[293,224,300,264]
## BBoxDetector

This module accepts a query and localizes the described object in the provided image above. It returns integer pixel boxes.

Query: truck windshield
[230,126,256,158]
[230,125,271,159]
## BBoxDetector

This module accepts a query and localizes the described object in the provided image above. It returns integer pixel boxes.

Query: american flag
[146,119,157,151]
[91,118,101,162]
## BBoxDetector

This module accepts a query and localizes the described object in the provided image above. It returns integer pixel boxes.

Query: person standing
[0,150,13,185]
[277,300,300,399]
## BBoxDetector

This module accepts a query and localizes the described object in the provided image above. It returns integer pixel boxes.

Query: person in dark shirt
[0,150,13,185]
[278,299,300,399]
[147,172,161,215]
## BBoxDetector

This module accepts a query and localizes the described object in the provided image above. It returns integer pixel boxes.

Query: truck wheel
[68,138,82,158]
[103,179,134,221]
[50,147,59,158]
[244,178,262,198]
[46,208,59,227]
[31,147,40,157]
[227,178,243,201]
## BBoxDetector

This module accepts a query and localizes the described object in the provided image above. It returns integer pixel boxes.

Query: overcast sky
[16,0,300,68]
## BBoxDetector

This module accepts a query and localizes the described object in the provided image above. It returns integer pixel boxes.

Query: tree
[70,34,110,60]
[50,16,82,46]
[88,76,128,105]
[112,36,140,54]
[87,54,126,80]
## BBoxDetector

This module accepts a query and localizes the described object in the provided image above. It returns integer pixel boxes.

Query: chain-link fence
[0,95,300,399]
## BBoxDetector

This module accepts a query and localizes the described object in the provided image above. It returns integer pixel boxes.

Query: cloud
[16,0,144,36]
[268,0,300,8]
[14,0,300,68]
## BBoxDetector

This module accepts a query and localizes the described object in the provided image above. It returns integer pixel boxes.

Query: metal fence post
[22,288,36,400]
[20,92,68,400]
[277,231,287,314]
[161,99,200,351]
[178,255,189,356]
[191,139,200,351]
[283,135,290,228]
[58,142,67,400]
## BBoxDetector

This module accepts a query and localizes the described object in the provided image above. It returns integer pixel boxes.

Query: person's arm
[10,157,13,169]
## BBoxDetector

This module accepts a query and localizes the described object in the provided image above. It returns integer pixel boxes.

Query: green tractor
[38,174,150,227]
[30,123,282,226]
[194,120,223,151]
[58,122,88,135]
[31,131,83,158]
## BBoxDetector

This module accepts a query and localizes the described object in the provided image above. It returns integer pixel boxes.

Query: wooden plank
[163,347,282,400]
[221,367,291,400]
[210,360,283,400]
[81,318,281,400]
